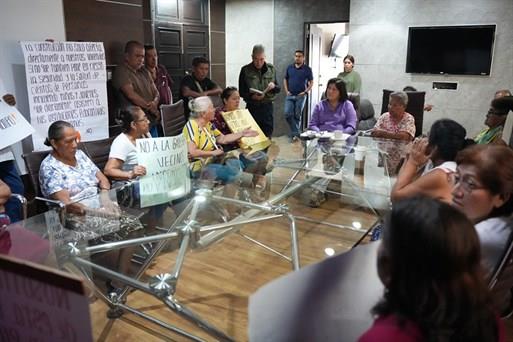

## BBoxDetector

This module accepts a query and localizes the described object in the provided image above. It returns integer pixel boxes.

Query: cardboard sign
[0,254,93,341]
[221,109,271,153]
[136,135,191,207]
[20,41,109,151]
[0,100,35,150]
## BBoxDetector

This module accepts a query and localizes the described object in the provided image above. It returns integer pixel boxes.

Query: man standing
[0,78,24,223]
[112,41,161,136]
[180,57,222,118]
[144,45,173,107]
[283,50,313,141]
[239,45,280,138]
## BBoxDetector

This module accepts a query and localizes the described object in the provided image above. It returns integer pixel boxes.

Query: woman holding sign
[183,96,257,184]
[213,87,268,191]
[104,106,150,186]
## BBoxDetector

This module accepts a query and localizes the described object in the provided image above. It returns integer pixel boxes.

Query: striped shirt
[183,119,221,172]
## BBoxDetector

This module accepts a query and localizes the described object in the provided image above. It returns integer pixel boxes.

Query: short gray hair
[252,44,265,56]
[389,91,409,107]
[188,96,213,118]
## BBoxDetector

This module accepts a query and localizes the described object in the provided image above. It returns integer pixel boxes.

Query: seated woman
[104,106,150,186]
[213,86,268,189]
[452,144,513,274]
[391,119,472,203]
[308,78,357,134]
[39,120,110,207]
[183,96,257,183]
[360,196,505,342]
[475,95,513,145]
[0,179,11,227]
[371,91,415,141]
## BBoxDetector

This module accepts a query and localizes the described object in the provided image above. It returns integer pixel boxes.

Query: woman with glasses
[40,120,110,204]
[104,106,150,185]
[452,144,513,273]
[391,119,473,203]
[213,87,268,190]
[183,96,257,183]
[307,78,357,134]
[474,95,513,145]
[360,196,505,342]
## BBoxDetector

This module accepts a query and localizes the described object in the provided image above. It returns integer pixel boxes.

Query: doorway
[304,22,349,127]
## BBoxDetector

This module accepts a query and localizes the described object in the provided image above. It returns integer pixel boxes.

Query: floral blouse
[39,149,100,201]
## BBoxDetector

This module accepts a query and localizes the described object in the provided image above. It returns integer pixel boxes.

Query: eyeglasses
[134,116,150,123]
[453,174,485,193]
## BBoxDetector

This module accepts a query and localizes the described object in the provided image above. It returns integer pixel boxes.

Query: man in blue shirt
[283,50,313,141]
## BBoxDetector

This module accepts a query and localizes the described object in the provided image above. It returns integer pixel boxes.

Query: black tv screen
[406,25,496,75]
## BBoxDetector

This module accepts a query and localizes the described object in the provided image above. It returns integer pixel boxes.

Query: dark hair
[124,40,144,54]
[294,50,304,55]
[491,95,513,115]
[192,56,209,67]
[221,86,238,102]
[326,78,348,103]
[456,144,513,218]
[403,86,417,92]
[44,120,73,147]
[343,54,355,64]
[374,196,497,341]
[119,106,144,133]
[428,119,473,161]
[144,44,155,52]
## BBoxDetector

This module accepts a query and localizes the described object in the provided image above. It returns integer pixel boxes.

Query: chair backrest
[209,95,223,109]
[82,136,116,171]
[347,92,360,119]
[161,100,186,137]
[22,150,51,198]
[381,89,426,137]
[489,232,513,316]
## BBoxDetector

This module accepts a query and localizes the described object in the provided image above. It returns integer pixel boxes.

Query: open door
[307,24,322,125]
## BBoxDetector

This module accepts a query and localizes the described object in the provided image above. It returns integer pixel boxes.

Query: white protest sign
[0,254,93,342]
[0,100,35,150]
[20,41,108,151]
[136,135,191,208]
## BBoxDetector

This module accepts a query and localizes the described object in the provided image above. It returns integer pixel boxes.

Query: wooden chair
[380,89,426,137]
[489,233,513,318]
[161,100,186,137]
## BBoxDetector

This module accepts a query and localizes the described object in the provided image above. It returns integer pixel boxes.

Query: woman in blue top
[308,78,357,134]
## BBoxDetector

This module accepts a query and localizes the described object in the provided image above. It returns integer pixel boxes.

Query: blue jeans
[0,160,24,222]
[195,158,242,184]
[284,95,307,137]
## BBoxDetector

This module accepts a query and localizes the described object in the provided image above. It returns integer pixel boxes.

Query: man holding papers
[239,45,280,138]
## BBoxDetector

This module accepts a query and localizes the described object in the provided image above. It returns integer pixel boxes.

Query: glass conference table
[0,135,409,341]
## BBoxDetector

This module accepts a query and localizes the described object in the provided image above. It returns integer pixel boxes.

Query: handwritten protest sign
[0,100,35,150]
[0,254,93,342]
[136,135,190,208]
[221,109,271,153]
[20,41,108,151]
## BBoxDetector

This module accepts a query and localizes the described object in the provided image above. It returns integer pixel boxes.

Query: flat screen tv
[406,25,496,76]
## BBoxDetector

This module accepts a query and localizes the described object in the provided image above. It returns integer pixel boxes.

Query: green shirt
[337,70,362,94]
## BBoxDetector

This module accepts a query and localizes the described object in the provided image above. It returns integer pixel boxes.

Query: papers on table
[300,130,351,141]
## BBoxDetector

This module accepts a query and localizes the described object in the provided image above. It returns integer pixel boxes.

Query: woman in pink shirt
[360,196,505,342]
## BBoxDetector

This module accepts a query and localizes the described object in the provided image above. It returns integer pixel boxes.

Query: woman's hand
[409,137,430,167]
[212,149,224,157]
[241,128,258,138]
[132,165,147,178]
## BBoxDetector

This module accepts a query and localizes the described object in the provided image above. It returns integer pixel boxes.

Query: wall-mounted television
[406,25,496,76]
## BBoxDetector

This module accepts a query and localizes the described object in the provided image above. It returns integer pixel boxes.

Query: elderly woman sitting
[371,91,415,141]
[183,96,257,183]
[39,120,110,206]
